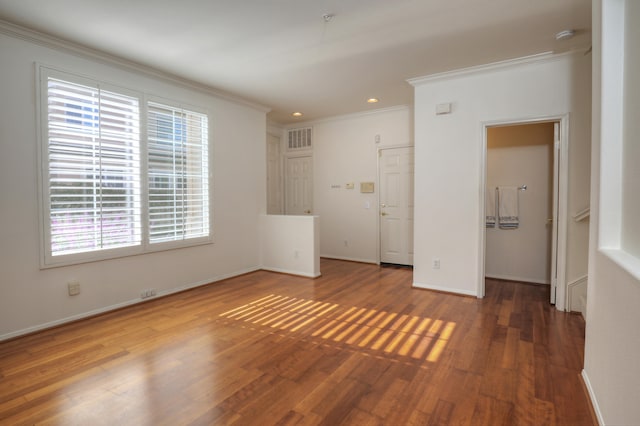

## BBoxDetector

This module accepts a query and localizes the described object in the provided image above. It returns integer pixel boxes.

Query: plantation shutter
[147,102,209,243]
[46,78,141,256]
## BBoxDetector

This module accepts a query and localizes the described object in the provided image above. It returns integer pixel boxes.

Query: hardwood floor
[0,259,594,425]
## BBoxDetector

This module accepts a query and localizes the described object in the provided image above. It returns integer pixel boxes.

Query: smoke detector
[322,13,335,23]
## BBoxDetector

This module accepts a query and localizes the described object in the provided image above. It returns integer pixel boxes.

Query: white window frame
[145,96,212,253]
[37,66,213,268]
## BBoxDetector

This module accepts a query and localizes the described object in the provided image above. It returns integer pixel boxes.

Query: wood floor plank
[0,259,595,425]
[427,399,455,425]
[514,340,536,425]
[471,394,515,426]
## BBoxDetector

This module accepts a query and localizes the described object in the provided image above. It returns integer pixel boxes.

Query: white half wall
[410,52,591,298]
[260,215,320,278]
[289,107,412,264]
[583,1,640,424]
[0,27,267,340]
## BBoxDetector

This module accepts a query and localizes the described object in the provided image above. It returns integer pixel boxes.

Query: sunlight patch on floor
[219,295,456,362]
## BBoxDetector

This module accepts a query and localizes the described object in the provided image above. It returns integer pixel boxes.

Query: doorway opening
[480,117,568,309]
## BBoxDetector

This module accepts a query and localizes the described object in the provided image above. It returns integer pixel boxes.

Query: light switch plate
[436,102,452,115]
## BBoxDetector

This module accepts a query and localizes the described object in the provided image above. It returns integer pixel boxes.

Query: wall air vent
[287,127,312,150]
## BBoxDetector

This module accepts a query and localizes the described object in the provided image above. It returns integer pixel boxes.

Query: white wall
[260,215,320,278]
[410,52,591,299]
[288,107,412,263]
[583,1,640,424]
[0,28,267,340]
[485,123,554,284]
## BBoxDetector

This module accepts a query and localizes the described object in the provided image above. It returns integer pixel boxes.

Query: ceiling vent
[288,127,312,151]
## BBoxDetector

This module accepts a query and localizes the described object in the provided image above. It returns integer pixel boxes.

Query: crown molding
[267,119,285,130]
[407,50,586,87]
[285,104,411,128]
[0,20,271,113]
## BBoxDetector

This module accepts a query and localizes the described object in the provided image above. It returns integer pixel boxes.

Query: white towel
[498,186,519,229]
[485,188,496,228]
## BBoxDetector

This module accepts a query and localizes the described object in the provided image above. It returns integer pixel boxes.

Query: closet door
[285,156,313,215]
[379,147,414,265]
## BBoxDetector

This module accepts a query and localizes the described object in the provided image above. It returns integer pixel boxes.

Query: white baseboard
[261,266,321,278]
[412,281,478,297]
[0,266,261,342]
[485,274,550,285]
[567,275,588,314]
[581,369,604,425]
[320,254,378,264]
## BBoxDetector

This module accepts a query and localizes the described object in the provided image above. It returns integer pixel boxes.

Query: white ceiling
[0,0,591,124]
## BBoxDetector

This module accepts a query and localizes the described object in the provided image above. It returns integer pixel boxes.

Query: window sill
[41,237,213,269]
[599,247,640,282]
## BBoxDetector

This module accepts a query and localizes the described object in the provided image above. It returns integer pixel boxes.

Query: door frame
[377,144,414,265]
[478,114,569,311]
[266,132,284,215]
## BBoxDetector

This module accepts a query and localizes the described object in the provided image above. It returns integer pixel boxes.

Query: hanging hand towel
[498,186,519,229]
[486,187,496,228]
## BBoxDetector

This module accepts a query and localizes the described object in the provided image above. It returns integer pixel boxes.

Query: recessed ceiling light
[555,29,575,41]
[292,112,303,117]
[367,98,379,103]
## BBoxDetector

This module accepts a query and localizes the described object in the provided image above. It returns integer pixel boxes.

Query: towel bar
[495,185,527,191]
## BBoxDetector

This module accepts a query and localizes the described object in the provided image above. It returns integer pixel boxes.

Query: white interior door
[379,147,414,265]
[285,156,313,215]
[550,122,560,304]
[266,133,282,215]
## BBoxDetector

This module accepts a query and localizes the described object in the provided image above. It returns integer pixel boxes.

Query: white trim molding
[485,274,550,285]
[261,267,321,278]
[285,105,411,128]
[567,274,589,315]
[0,266,261,342]
[412,281,477,297]
[320,255,378,265]
[407,51,586,87]
[573,207,591,222]
[0,20,271,114]
[581,370,605,426]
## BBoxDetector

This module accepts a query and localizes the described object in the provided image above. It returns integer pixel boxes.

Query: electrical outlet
[432,258,440,269]
[140,289,157,299]
[68,281,80,296]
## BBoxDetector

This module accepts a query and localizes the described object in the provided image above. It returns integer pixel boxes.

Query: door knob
[381,212,388,216]
[304,210,311,214]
